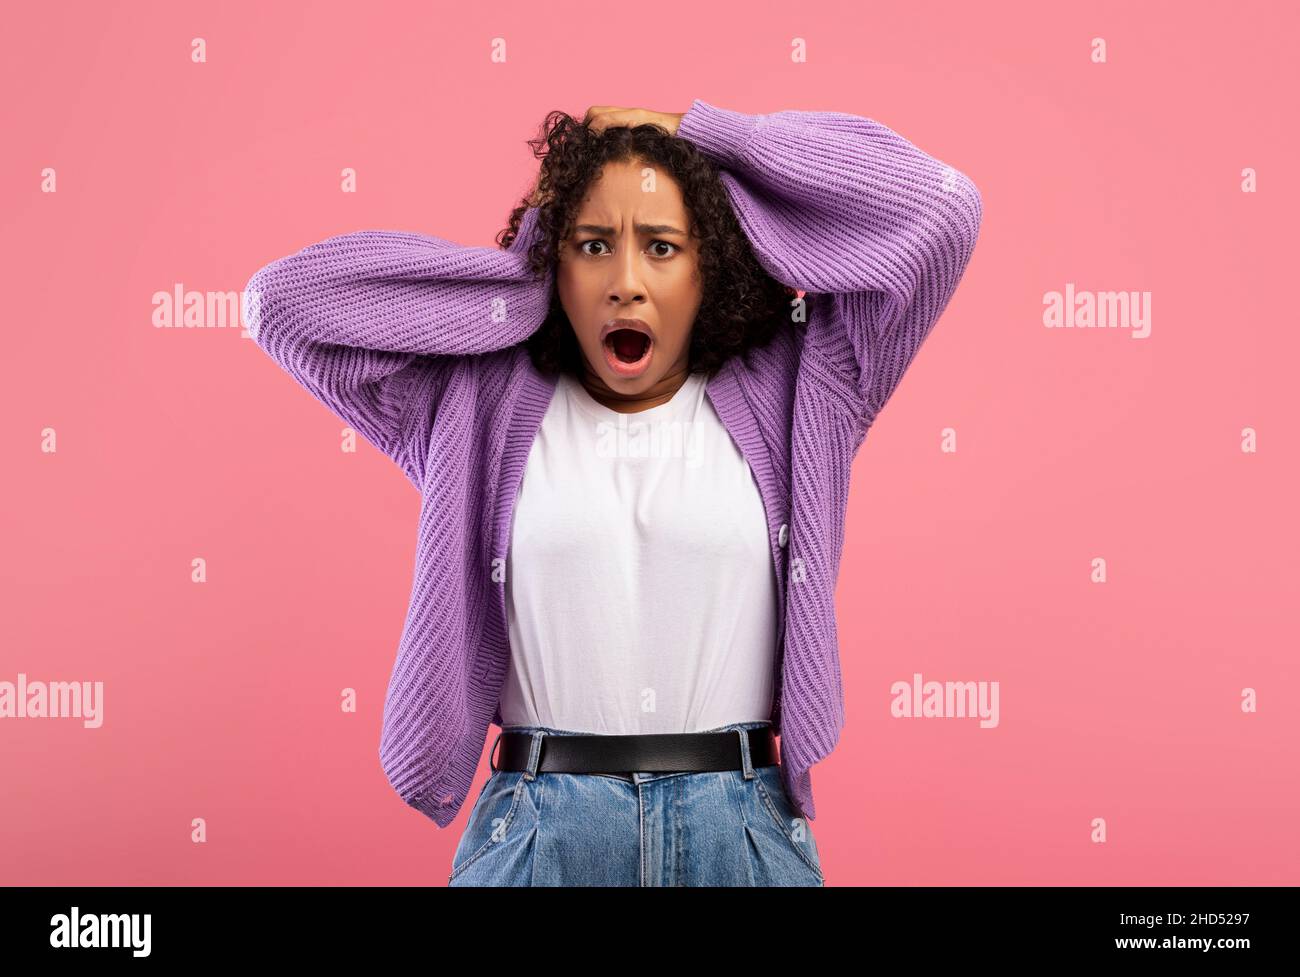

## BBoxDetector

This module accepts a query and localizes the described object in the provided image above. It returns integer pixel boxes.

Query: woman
[244,100,982,886]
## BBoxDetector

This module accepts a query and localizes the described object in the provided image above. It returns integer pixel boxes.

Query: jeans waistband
[490,720,777,783]
[499,720,773,737]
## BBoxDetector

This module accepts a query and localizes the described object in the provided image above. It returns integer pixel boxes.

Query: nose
[606,233,647,305]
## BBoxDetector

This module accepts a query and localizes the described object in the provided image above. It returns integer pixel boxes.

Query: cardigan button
[778,523,789,548]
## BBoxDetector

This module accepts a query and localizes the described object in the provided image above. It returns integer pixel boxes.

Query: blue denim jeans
[447,720,824,887]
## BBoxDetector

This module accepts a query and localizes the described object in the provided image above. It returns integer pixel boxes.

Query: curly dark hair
[495,110,798,379]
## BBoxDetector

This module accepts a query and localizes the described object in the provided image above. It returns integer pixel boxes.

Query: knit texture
[243,98,982,827]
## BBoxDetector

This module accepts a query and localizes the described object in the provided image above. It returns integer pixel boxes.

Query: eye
[576,239,679,258]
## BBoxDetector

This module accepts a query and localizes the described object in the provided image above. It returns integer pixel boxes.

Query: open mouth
[605,328,651,364]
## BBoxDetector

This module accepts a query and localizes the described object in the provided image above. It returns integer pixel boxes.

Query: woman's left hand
[582,105,684,137]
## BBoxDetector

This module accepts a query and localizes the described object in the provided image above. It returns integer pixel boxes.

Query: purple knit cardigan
[243,99,982,827]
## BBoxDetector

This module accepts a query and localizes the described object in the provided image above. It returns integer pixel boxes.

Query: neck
[578,363,691,413]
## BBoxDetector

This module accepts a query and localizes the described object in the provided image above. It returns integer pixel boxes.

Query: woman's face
[556,159,702,404]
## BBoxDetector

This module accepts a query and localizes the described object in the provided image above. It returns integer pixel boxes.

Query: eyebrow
[572,223,688,237]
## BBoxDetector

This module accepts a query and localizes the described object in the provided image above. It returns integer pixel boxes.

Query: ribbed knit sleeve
[676,99,982,431]
[242,207,552,484]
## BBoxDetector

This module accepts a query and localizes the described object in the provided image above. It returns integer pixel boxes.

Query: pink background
[3,0,1297,886]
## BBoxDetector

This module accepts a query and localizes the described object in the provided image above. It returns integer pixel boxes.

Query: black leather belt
[491,726,778,775]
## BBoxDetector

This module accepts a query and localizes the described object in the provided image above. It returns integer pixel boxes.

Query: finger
[589,109,638,133]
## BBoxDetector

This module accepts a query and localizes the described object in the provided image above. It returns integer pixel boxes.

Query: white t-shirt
[499,369,779,733]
